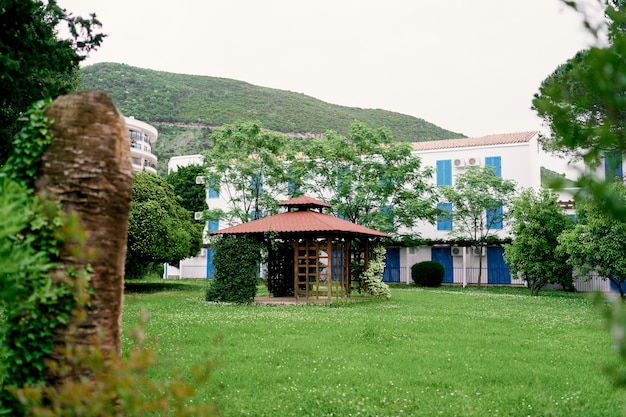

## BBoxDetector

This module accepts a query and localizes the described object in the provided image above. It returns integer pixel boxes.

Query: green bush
[206,235,262,304]
[411,261,445,287]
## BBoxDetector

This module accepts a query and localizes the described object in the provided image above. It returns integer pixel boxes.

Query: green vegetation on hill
[79,63,464,175]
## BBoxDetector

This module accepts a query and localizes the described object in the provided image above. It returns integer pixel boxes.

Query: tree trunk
[35,91,133,384]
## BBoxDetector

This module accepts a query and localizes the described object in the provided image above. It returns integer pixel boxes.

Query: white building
[167,131,623,292]
[167,154,203,174]
[164,154,214,279]
[386,132,541,286]
[126,116,158,174]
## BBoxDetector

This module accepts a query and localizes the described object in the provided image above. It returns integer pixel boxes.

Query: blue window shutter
[337,164,351,191]
[251,172,263,194]
[208,178,219,198]
[604,151,623,183]
[485,156,502,177]
[208,220,219,232]
[436,160,452,186]
[437,203,453,231]
[250,210,263,221]
[287,180,299,196]
[486,205,503,230]
[381,204,394,229]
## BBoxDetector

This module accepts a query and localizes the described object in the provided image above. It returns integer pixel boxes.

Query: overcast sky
[58,0,604,138]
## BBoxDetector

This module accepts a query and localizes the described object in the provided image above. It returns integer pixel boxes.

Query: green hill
[79,63,464,175]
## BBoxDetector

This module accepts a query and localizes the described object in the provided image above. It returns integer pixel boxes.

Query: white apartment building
[388,132,542,287]
[164,154,213,279]
[126,116,158,174]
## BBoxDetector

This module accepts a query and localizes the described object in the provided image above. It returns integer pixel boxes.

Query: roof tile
[412,131,538,151]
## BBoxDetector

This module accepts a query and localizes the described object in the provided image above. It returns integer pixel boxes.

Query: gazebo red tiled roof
[211,196,390,238]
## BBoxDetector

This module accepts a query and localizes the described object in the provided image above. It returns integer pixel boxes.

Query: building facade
[126,116,158,174]
[386,132,541,286]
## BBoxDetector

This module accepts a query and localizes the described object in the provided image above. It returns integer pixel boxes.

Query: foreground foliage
[0,101,217,416]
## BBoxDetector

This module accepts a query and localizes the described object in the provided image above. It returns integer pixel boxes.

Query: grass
[122,280,626,417]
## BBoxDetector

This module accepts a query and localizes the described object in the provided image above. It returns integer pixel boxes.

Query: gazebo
[211,196,391,301]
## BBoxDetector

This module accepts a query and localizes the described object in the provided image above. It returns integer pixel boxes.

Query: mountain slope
[80,63,464,174]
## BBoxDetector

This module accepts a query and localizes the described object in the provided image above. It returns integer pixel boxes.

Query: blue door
[382,248,400,283]
[206,249,215,279]
[431,247,453,283]
[487,247,510,284]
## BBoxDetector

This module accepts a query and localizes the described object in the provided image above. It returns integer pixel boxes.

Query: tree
[302,123,436,238]
[439,166,516,286]
[559,182,626,298]
[504,188,575,295]
[202,120,295,225]
[0,0,105,166]
[126,172,203,278]
[166,163,207,214]
[532,1,626,216]
[534,0,626,386]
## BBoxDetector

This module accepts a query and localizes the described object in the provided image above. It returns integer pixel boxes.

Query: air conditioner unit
[466,157,480,167]
[472,246,486,257]
[453,158,465,168]
[194,211,203,221]
[451,246,463,257]
[195,176,205,184]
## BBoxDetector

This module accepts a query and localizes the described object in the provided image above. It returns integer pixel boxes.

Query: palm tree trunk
[35,91,133,385]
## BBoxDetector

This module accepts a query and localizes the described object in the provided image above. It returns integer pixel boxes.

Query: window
[485,156,502,177]
[604,151,623,183]
[251,172,263,194]
[337,164,351,191]
[287,180,299,196]
[485,156,503,229]
[437,203,452,231]
[208,220,219,232]
[436,160,452,186]
[208,179,219,199]
[250,210,263,221]
[381,205,394,229]
[486,205,503,230]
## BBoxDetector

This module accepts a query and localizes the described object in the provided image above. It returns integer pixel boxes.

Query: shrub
[206,235,262,304]
[411,261,445,287]
[360,244,390,300]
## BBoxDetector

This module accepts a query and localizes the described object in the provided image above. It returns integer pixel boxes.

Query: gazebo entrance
[293,238,350,299]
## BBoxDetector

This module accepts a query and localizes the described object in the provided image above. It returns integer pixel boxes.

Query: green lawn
[122,281,626,417]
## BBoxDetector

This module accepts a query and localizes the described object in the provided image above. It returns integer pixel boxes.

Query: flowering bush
[360,244,390,300]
